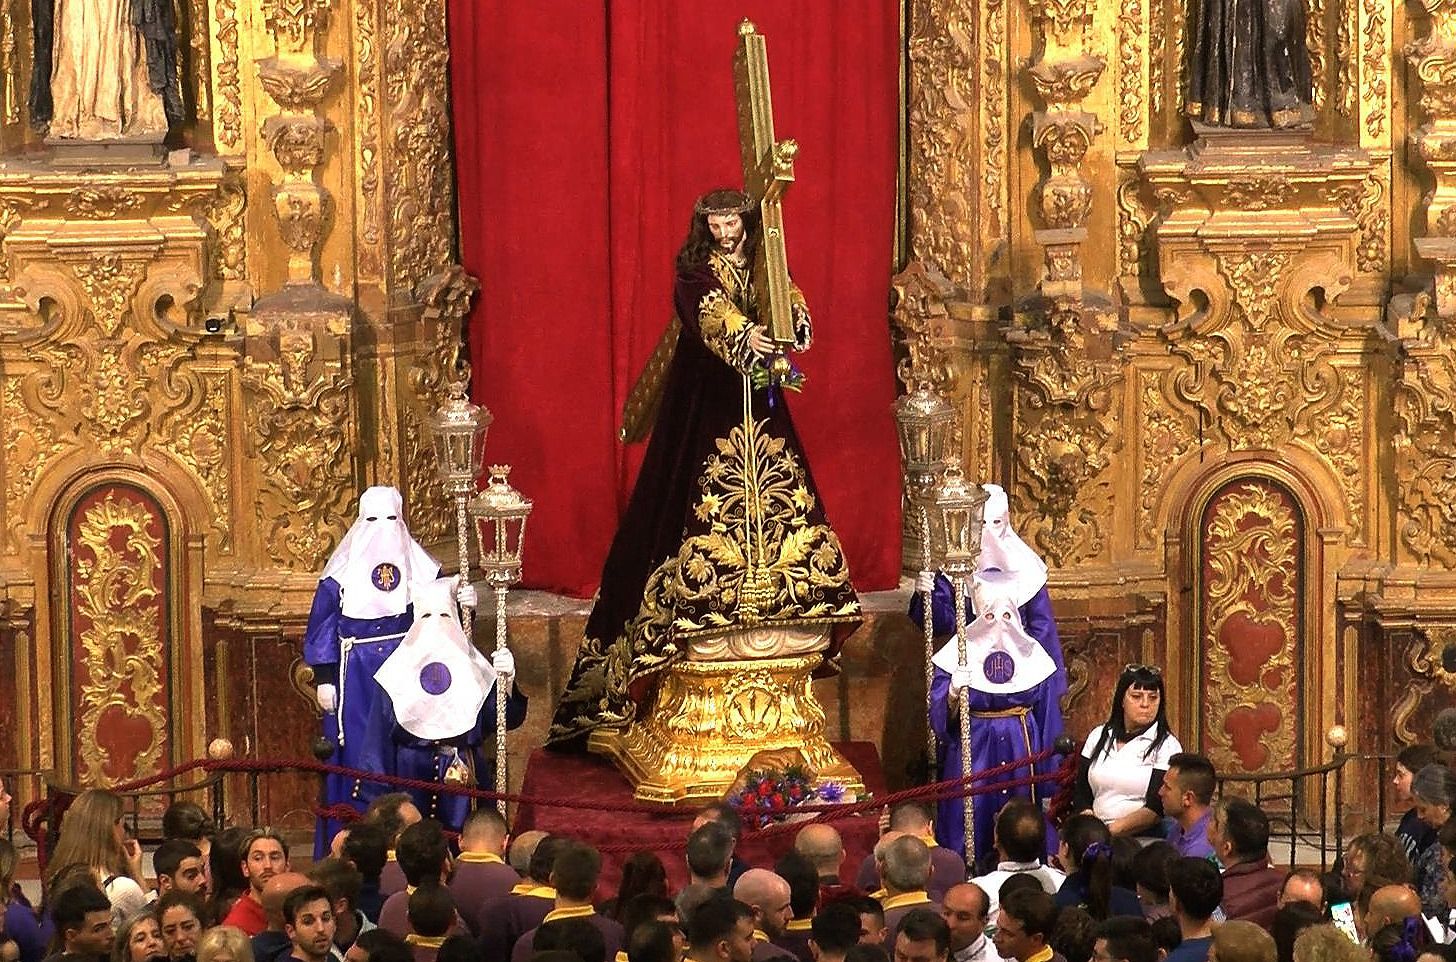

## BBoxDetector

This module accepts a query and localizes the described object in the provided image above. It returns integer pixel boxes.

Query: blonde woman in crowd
[195,927,254,962]
[1291,925,1369,962]
[45,790,149,924]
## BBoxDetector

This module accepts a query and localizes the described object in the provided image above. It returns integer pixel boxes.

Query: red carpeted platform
[512,742,886,894]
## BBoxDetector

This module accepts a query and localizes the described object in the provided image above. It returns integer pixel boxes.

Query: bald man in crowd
[734,870,796,961]
[1275,870,1325,912]
[451,808,519,936]
[251,872,312,962]
[795,824,862,903]
[858,803,966,902]
[942,884,1003,962]
[1362,884,1422,943]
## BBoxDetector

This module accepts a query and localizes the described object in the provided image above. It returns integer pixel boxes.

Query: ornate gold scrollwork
[241,310,356,570]
[1394,626,1456,743]
[1392,310,1456,567]
[1198,480,1301,774]
[383,0,457,294]
[71,490,169,787]
[906,0,980,292]
[403,267,480,544]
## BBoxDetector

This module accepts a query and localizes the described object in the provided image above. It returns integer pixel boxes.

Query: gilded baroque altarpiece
[0,0,1448,823]
[0,0,473,813]
[897,0,1456,802]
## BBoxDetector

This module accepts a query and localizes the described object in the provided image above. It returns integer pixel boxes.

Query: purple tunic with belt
[304,574,423,855]
[911,575,1066,862]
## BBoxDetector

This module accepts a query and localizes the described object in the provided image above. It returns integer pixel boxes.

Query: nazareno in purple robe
[303,575,421,856]
[910,575,1066,862]
[363,683,529,833]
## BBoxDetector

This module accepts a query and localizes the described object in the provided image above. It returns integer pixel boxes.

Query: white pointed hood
[373,578,496,740]
[321,486,439,619]
[977,484,1048,606]
[933,578,1056,695]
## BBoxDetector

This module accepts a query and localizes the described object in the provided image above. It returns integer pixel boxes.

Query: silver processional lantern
[932,461,986,578]
[894,385,958,774]
[427,380,492,635]
[469,465,533,815]
[894,385,958,497]
[428,380,492,497]
[927,459,987,868]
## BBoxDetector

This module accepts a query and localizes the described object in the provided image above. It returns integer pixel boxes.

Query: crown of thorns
[694,191,755,217]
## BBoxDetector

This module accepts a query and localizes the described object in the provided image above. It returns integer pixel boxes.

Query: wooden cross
[734,20,798,345]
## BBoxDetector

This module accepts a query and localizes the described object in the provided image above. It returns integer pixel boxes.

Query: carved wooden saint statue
[29,0,184,139]
[1186,0,1314,128]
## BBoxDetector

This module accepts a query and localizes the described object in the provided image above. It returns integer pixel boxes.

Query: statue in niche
[1186,0,1315,128]
[29,0,184,140]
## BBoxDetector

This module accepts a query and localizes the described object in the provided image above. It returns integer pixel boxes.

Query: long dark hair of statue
[675,189,761,276]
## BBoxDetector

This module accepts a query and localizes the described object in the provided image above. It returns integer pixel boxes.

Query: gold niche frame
[39,468,208,794]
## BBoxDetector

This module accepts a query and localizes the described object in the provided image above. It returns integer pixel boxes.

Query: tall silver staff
[427,381,492,633]
[930,463,987,866]
[893,385,957,774]
[470,467,532,816]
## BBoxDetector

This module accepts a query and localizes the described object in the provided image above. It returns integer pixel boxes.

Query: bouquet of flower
[729,764,845,829]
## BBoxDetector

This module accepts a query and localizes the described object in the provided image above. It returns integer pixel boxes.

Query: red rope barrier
[24,748,1073,852]
[91,746,1060,817]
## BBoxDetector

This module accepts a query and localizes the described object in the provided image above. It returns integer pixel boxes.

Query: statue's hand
[316,683,338,713]
[457,582,478,610]
[492,649,516,694]
[747,326,773,356]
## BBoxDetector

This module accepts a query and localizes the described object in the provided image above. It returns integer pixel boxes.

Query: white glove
[457,583,478,610]
[916,570,937,593]
[492,649,516,694]
[316,683,337,713]
[950,666,974,694]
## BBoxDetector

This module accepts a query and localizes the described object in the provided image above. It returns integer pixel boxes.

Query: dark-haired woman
[1393,745,1440,914]
[1054,814,1144,919]
[1071,665,1182,838]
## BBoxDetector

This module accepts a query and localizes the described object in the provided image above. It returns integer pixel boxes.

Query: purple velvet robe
[367,684,529,832]
[910,576,1066,862]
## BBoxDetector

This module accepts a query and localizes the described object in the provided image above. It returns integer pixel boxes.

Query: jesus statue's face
[706,212,745,257]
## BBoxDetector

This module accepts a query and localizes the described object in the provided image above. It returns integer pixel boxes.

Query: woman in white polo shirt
[1071,665,1182,837]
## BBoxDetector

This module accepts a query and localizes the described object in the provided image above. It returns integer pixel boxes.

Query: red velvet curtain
[449,1,903,596]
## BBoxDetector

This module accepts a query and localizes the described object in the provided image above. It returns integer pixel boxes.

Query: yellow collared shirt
[455,851,505,865]
[509,883,557,898]
[880,891,933,911]
[542,905,597,924]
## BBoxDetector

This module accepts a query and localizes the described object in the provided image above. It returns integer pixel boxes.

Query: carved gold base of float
[588,653,866,804]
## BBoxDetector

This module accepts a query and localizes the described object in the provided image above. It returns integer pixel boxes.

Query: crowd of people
[4,666,1456,962]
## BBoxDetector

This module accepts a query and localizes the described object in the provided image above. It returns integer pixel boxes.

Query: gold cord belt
[970,705,1032,718]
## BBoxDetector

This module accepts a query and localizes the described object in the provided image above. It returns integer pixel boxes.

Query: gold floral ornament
[672,419,859,635]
